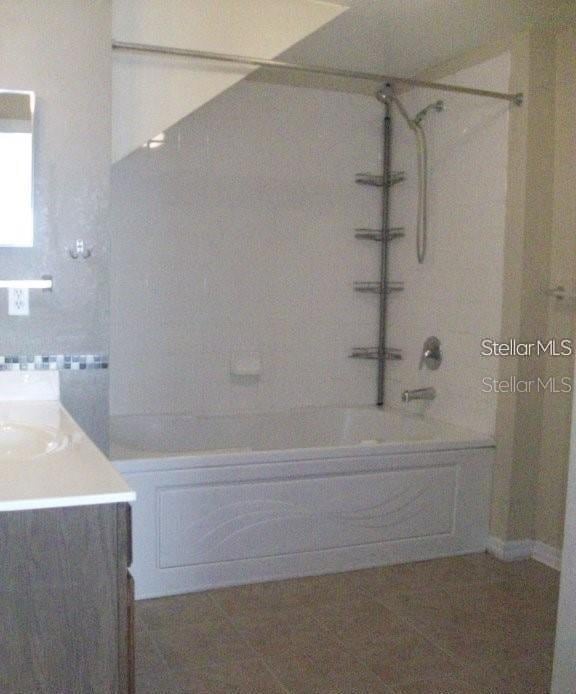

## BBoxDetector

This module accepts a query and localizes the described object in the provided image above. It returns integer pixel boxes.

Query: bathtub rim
[111,434,495,474]
[109,405,495,473]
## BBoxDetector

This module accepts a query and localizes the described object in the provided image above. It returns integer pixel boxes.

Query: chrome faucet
[402,387,436,403]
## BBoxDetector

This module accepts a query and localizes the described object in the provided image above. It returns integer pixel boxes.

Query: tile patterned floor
[136,554,559,693]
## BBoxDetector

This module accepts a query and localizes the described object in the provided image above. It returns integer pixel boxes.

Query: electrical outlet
[8,288,29,316]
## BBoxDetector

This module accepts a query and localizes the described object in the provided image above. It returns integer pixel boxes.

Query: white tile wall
[110,83,383,415]
[385,53,511,433]
[110,54,510,433]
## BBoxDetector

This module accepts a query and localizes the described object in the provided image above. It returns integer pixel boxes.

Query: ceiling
[278,0,576,77]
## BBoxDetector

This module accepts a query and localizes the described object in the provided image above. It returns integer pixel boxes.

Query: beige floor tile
[223,599,321,633]
[211,571,366,619]
[389,672,494,694]
[264,647,394,693]
[137,592,224,631]
[502,558,560,585]
[375,588,556,676]
[437,629,550,667]
[466,650,554,693]
[313,598,423,653]
[133,554,558,694]
[474,577,559,616]
[152,620,256,670]
[376,581,557,643]
[233,613,338,659]
[136,668,182,694]
[358,633,463,686]
[373,585,497,636]
[349,554,513,599]
[135,625,166,675]
[170,657,287,693]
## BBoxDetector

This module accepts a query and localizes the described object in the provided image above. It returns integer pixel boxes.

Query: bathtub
[111,406,495,599]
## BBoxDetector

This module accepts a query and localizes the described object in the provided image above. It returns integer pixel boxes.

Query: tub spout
[402,387,436,403]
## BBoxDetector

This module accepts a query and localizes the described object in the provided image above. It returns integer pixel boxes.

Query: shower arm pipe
[112,41,524,106]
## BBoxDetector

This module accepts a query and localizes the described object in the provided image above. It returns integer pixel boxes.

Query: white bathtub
[111,406,495,599]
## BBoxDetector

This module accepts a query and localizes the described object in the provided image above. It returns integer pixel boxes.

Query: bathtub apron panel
[116,445,494,598]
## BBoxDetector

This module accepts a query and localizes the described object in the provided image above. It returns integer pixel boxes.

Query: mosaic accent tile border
[0,354,109,371]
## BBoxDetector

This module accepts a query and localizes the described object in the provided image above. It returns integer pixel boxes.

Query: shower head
[375,88,443,129]
[413,100,444,125]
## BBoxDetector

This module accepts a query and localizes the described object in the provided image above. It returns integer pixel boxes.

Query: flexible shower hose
[414,124,428,264]
[377,89,431,264]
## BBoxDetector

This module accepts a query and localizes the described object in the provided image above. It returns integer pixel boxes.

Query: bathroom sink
[0,422,68,462]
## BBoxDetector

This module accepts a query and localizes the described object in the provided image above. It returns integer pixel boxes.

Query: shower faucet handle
[419,336,442,370]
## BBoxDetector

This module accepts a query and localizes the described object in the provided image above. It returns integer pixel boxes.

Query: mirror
[0,90,34,247]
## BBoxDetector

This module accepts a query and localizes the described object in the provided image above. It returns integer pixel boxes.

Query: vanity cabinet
[0,503,134,694]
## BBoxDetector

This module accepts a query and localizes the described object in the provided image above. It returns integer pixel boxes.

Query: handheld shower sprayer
[375,85,443,264]
[414,100,444,125]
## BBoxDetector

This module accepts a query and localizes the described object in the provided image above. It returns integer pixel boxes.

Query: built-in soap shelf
[350,347,403,361]
[353,281,404,294]
[354,228,405,242]
[355,172,406,187]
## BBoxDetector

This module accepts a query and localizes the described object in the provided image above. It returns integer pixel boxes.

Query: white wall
[385,53,511,434]
[110,82,382,416]
[112,0,347,160]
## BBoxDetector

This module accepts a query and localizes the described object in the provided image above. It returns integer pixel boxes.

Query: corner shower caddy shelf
[350,347,403,361]
[350,135,405,390]
[354,228,405,242]
[355,172,405,187]
[353,281,404,294]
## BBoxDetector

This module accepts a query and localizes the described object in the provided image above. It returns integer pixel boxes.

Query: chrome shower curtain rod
[112,41,523,106]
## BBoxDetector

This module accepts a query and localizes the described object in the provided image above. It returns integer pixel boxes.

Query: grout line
[363,576,556,688]
[138,561,557,692]
[207,579,479,690]
[206,591,294,694]
[330,594,472,687]
[138,595,267,680]
[207,588,398,692]
[369,592,472,668]
[275,594,423,692]
[351,575,496,673]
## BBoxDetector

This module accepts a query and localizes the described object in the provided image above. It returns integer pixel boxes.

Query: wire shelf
[353,281,404,294]
[354,228,405,242]
[355,172,406,187]
[350,347,403,361]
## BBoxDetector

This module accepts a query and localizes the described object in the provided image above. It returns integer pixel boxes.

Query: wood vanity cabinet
[0,503,134,694]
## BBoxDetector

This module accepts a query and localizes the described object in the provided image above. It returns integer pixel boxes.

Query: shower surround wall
[111,58,510,425]
[110,85,383,416]
[385,53,511,434]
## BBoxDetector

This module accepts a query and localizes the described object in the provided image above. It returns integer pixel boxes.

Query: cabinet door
[0,505,122,693]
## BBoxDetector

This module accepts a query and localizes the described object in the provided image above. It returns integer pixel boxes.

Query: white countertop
[0,399,135,512]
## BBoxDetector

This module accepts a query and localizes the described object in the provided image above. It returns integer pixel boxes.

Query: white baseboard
[532,540,562,571]
[486,536,534,562]
[487,536,561,571]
